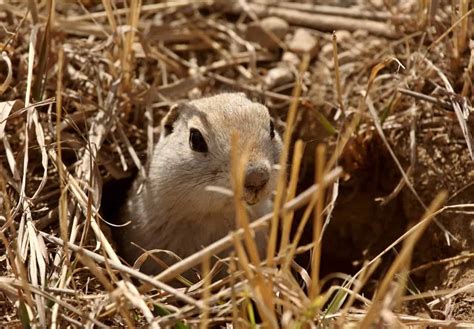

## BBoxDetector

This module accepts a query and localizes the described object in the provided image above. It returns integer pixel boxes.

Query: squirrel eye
[189,128,208,153]
[269,120,275,140]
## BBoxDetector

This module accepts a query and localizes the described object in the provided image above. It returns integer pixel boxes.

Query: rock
[282,51,300,67]
[245,16,289,50]
[288,28,318,56]
[263,65,294,89]
[333,30,352,43]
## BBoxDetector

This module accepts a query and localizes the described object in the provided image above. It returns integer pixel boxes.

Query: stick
[227,3,399,38]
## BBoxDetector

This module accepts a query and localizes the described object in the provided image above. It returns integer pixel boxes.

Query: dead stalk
[279,139,304,254]
[268,53,310,266]
[332,32,344,114]
[310,144,326,299]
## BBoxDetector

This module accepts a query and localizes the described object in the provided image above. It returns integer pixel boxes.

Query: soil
[293,99,474,320]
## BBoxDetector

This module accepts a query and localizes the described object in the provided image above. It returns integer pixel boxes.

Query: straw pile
[0,0,472,327]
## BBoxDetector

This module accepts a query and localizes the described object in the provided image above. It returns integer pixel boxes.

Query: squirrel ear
[161,103,182,136]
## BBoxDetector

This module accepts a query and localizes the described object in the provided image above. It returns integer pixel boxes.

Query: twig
[398,88,452,110]
[228,2,399,38]
[62,1,213,22]
[253,1,400,21]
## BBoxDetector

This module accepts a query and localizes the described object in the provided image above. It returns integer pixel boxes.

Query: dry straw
[0,0,473,327]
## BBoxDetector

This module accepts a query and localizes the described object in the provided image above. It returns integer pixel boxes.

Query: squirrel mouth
[243,188,264,205]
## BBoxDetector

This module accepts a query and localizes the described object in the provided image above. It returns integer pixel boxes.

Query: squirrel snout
[244,164,270,192]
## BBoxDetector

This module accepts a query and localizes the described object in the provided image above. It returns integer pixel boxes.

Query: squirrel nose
[244,163,270,192]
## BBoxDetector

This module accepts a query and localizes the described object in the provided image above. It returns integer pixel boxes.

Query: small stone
[320,43,333,57]
[263,65,294,89]
[353,29,369,38]
[245,16,289,50]
[282,51,300,66]
[333,30,352,43]
[288,28,318,56]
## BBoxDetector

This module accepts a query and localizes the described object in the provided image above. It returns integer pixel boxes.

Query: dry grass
[0,0,473,327]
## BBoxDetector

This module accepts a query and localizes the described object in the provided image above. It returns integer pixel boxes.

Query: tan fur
[119,93,282,274]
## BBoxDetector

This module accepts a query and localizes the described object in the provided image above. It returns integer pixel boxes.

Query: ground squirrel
[118,93,282,275]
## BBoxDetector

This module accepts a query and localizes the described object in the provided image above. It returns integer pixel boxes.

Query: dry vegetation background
[0,0,473,327]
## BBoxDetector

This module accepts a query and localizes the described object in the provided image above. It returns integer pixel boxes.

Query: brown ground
[296,59,474,320]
